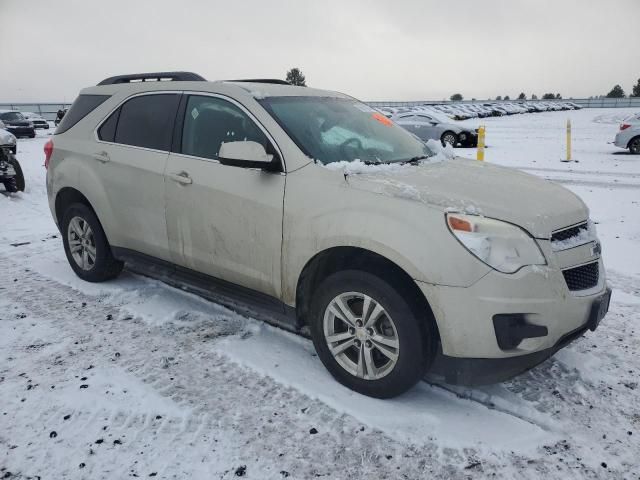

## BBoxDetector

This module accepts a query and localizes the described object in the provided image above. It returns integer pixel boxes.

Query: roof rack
[97,71,206,86]
[226,79,291,85]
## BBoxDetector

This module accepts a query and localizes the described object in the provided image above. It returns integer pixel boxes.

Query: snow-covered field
[1,109,639,479]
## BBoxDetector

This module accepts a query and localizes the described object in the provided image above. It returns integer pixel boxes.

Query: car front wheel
[309,270,433,398]
[61,203,124,282]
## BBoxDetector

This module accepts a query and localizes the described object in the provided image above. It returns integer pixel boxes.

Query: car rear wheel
[309,270,433,398]
[629,137,640,155]
[61,203,123,282]
[441,131,457,147]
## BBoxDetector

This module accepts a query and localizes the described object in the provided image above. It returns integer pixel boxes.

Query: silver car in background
[614,113,640,154]
[393,111,478,147]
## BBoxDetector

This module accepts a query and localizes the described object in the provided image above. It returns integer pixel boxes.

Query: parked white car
[21,111,50,129]
[45,72,611,398]
[614,113,640,154]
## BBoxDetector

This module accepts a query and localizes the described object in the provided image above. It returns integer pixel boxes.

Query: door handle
[93,151,110,163]
[169,171,193,185]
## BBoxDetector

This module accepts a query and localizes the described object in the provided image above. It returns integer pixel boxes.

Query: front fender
[281,164,491,305]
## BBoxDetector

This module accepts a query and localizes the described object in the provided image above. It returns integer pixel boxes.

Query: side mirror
[219,140,272,164]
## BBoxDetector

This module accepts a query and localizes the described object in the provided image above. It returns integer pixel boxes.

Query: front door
[164,94,285,298]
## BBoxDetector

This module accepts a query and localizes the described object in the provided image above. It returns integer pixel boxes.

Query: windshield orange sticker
[372,112,393,126]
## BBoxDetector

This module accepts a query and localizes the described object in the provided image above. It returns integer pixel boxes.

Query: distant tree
[450,93,463,101]
[496,95,502,100]
[531,94,538,100]
[606,84,625,98]
[542,93,556,99]
[471,98,476,101]
[556,93,562,99]
[518,92,526,100]
[504,95,510,100]
[632,78,640,97]
[285,68,306,86]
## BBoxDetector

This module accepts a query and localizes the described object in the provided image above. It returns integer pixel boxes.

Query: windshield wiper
[402,155,430,164]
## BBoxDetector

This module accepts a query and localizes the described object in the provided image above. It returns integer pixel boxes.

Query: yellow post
[477,125,485,161]
[563,119,572,162]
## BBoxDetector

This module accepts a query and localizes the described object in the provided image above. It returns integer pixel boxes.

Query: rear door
[95,92,180,261]
[164,93,285,298]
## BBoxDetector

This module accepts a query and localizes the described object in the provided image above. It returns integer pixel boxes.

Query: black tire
[61,203,124,282]
[8,156,25,192]
[309,270,433,398]
[629,136,640,155]
[441,131,457,147]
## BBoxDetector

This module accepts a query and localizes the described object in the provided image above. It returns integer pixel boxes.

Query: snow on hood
[325,147,588,238]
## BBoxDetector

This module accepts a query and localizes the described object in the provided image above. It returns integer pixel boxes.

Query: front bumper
[418,253,610,384]
[6,126,35,137]
[429,287,611,385]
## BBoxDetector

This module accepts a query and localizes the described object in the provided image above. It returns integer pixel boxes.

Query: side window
[114,94,180,151]
[181,95,269,161]
[98,107,120,142]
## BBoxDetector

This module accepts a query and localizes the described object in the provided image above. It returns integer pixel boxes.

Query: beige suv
[45,72,611,398]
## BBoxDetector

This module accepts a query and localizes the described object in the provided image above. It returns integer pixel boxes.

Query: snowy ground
[1,109,639,479]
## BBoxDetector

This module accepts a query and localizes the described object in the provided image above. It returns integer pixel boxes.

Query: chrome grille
[551,222,588,243]
[562,262,599,291]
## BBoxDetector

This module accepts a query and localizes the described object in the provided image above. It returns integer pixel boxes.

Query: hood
[345,158,588,239]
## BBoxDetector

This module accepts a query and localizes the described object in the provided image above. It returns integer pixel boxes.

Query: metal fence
[366,97,640,109]
[0,103,72,122]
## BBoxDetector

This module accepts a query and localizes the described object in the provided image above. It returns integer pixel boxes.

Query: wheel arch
[55,187,99,228]
[627,135,640,151]
[295,246,439,346]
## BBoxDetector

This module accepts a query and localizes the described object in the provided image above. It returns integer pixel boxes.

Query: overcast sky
[2,0,639,102]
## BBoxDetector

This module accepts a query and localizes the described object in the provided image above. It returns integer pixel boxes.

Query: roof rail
[97,71,206,86]
[226,79,291,85]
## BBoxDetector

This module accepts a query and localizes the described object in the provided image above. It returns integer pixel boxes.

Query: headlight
[8,134,16,144]
[446,213,546,273]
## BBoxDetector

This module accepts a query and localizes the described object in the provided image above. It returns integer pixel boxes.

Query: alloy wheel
[323,292,399,380]
[67,216,96,271]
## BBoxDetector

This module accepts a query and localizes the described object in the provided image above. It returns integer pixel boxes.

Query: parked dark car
[0,110,36,138]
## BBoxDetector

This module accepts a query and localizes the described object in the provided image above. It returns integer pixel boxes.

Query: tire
[441,131,457,147]
[309,270,433,398]
[61,203,124,282]
[9,156,25,192]
[629,137,640,155]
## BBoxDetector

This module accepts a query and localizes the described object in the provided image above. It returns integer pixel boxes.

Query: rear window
[113,94,180,151]
[56,94,110,134]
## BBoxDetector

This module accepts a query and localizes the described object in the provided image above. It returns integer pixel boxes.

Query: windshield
[259,96,432,165]
[0,112,25,121]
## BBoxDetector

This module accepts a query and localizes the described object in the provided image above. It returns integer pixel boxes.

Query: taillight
[620,123,631,131]
[44,139,53,169]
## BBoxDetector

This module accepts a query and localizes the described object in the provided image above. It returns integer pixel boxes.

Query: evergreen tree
[518,92,526,100]
[285,68,307,86]
[531,94,538,100]
[450,93,463,101]
[542,93,556,99]
[496,95,502,100]
[504,95,510,100]
[632,78,640,97]
[606,84,625,98]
